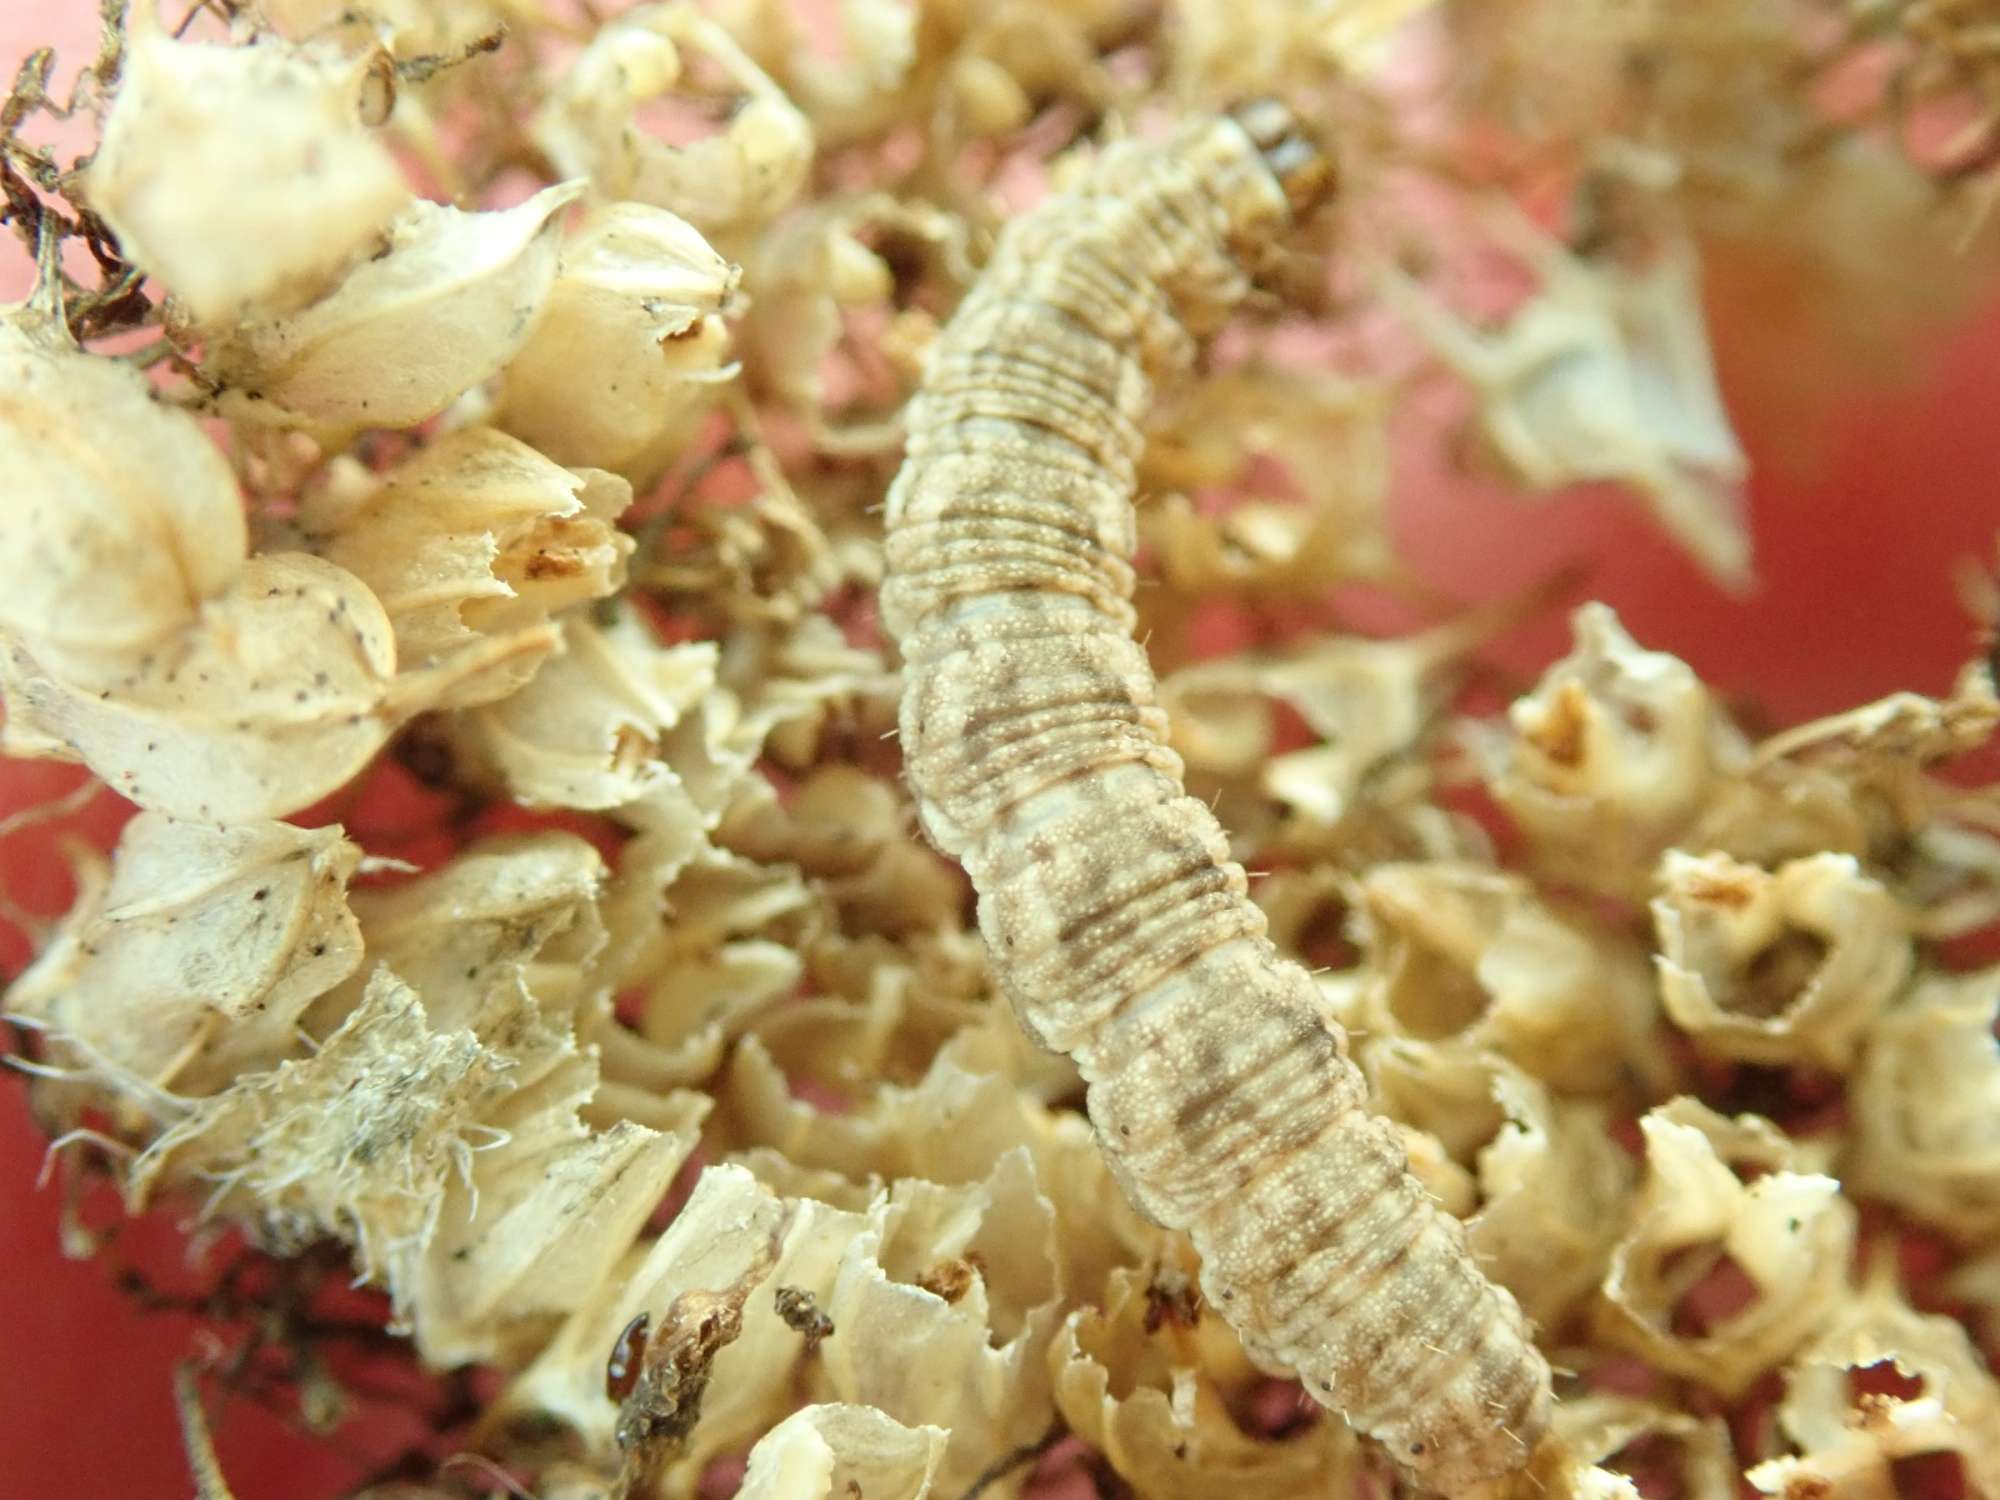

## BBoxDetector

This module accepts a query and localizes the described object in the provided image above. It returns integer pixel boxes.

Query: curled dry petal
[0,308,247,688]
[5,813,362,1119]
[2,551,388,820]
[1752,1254,2000,1500]
[1483,603,1746,901]
[709,0,918,146]
[337,831,610,1039]
[83,6,412,328]
[207,182,584,430]
[497,202,742,479]
[1358,1040,1635,1331]
[1,551,523,822]
[1161,628,1461,827]
[734,1404,946,1500]
[1653,850,1913,1071]
[1466,1063,1636,1333]
[444,611,722,824]
[1354,861,1666,1094]
[1381,227,1751,587]
[1599,1099,1857,1395]
[258,0,512,57]
[1848,967,2000,1242]
[301,428,634,709]
[1050,1261,1367,1500]
[534,4,813,240]
[739,194,963,444]
[400,1051,707,1368]
[505,1154,1065,1492]
[1535,1394,1738,1500]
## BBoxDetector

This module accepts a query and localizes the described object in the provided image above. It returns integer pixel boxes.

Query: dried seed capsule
[83,1,412,329]
[879,106,1550,1488]
[206,181,583,432]
[0,301,247,688]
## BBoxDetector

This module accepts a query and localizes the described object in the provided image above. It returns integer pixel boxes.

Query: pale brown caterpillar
[880,103,1553,1490]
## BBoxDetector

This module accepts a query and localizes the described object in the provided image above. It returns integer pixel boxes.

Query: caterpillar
[880,102,1553,1490]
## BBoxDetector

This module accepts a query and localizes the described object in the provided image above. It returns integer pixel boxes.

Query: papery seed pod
[0,550,537,822]
[738,193,966,447]
[1379,223,1751,589]
[878,105,1551,1487]
[207,181,584,431]
[1848,966,2000,1242]
[5,813,363,1121]
[442,611,723,828]
[300,428,634,709]
[1599,1100,1856,1395]
[1354,861,1666,1096]
[1481,603,1749,902]
[734,1405,946,1500]
[1653,850,1913,1072]
[258,0,511,57]
[83,1,413,328]
[0,301,247,689]
[495,202,742,479]
[1050,1260,1368,1499]
[1750,1254,2000,1499]
[534,4,813,242]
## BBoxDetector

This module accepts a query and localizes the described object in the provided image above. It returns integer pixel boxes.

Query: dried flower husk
[1138,368,1393,625]
[83,4,412,328]
[1350,861,1666,1095]
[1747,1254,2000,1500]
[0,549,542,822]
[1381,225,1751,587]
[1685,658,2000,874]
[131,947,705,1365]
[1653,851,1913,1071]
[129,966,517,1272]
[442,610,724,828]
[330,831,611,1041]
[0,304,248,689]
[720,1017,1140,1298]
[1049,1258,1367,1500]
[1534,1394,1738,1500]
[5,813,362,1122]
[496,202,742,480]
[257,0,513,58]
[398,1048,707,1368]
[739,193,964,447]
[706,0,917,148]
[1170,0,1439,101]
[1847,966,2000,1242]
[207,181,584,431]
[1480,603,1747,902]
[533,4,813,241]
[1598,1099,1856,1395]
[1465,1062,1636,1333]
[1356,1038,1637,1331]
[735,1403,947,1500]
[300,429,633,709]
[505,1154,1065,1493]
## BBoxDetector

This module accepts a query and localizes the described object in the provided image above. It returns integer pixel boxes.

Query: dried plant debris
[1,2,1999,1500]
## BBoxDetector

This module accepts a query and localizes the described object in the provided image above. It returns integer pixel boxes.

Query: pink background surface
[2,1,1998,1495]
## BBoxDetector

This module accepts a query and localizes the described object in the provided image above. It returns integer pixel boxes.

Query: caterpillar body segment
[881,105,1552,1490]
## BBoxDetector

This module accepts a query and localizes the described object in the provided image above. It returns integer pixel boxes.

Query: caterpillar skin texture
[880,104,1553,1490]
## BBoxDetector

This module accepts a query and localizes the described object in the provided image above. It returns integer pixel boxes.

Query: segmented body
[880,104,1552,1489]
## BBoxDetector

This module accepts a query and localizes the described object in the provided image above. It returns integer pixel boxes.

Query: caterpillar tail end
[1228,98,1336,219]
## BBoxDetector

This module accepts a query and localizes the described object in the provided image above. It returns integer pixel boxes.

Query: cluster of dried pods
[2,2,2000,1500]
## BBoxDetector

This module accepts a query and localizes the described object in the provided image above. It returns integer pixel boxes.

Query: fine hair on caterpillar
[880,101,1553,1489]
